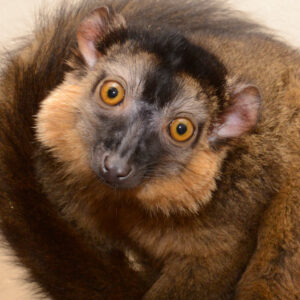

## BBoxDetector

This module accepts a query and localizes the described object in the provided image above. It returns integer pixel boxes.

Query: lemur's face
[36,7,260,214]
[79,49,210,190]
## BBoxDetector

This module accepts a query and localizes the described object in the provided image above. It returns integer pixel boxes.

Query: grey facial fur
[76,49,209,189]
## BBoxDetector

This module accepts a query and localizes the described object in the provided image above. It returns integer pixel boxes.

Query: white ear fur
[209,84,261,143]
[77,6,125,68]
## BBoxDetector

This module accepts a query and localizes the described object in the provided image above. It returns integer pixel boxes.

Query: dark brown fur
[0,0,300,299]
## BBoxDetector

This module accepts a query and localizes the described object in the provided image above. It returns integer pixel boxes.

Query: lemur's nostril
[103,155,109,172]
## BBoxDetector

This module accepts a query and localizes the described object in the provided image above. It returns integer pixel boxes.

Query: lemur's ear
[209,83,261,145]
[77,6,126,67]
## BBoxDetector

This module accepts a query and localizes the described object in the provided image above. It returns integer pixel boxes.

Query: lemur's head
[36,7,261,214]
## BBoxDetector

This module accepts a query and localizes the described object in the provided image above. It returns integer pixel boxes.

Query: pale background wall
[0,0,300,299]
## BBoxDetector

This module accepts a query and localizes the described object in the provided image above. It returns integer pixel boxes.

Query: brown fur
[1,0,300,299]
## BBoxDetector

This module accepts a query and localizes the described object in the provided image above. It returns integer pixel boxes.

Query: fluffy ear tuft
[209,83,261,145]
[77,6,126,68]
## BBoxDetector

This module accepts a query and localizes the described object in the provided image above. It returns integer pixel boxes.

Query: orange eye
[100,81,125,106]
[169,118,195,142]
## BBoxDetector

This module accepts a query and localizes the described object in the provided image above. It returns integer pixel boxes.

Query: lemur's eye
[100,81,125,106]
[169,118,195,142]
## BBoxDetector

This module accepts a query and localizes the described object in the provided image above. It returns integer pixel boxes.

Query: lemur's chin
[98,175,141,190]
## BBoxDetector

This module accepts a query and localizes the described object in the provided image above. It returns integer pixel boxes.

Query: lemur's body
[0,0,299,299]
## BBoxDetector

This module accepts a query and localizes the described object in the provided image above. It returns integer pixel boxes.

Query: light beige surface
[0,0,300,299]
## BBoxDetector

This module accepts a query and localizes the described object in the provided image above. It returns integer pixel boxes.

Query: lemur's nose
[102,154,133,184]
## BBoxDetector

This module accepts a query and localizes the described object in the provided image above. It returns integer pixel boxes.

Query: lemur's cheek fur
[35,83,92,176]
[134,149,225,214]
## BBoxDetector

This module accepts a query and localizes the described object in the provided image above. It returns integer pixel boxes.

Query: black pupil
[177,123,187,135]
[107,87,119,99]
